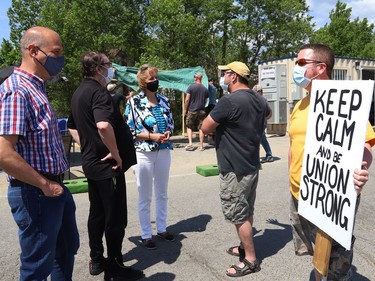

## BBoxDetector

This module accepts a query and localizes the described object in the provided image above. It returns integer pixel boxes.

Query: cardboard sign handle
[313,229,333,277]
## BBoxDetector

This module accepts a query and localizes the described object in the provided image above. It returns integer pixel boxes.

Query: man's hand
[353,161,369,194]
[101,152,123,170]
[41,180,64,197]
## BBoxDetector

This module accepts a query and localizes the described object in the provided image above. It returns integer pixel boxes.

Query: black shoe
[104,259,144,281]
[157,231,175,241]
[89,258,107,275]
[141,238,157,250]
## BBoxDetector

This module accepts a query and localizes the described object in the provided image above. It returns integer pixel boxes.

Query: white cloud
[348,0,375,25]
[308,0,375,29]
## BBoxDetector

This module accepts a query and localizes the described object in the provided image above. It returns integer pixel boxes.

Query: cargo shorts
[219,171,259,224]
[185,110,206,130]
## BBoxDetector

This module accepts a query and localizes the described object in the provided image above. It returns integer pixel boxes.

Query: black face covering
[146,80,159,92]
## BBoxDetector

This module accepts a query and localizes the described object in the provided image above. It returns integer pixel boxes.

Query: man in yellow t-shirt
[289,43,375,280]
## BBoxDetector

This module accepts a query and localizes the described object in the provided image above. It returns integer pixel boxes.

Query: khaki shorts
[186,110,206,130]
[219,171,259,224]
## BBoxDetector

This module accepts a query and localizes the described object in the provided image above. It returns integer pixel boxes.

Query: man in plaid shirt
[0,26,79,281]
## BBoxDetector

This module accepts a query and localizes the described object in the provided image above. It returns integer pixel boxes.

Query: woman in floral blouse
[125,64,174,250]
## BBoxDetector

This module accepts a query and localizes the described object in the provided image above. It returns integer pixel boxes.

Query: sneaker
[104,259,144,281]
[141,238,157,250]
[89,258,107,275]
[157,231,175,241]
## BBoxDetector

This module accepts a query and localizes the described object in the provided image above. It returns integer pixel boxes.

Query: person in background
[202,61,271,277]
[0,26,79,281]
[205,78,217,116]
[253,84,274,163]
[107,80,125,113]
[184,72,209,151]
[125,64,175,250]
[68,51,143,281]
[289,43,375,280]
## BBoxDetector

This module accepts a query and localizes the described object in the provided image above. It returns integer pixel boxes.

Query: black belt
[10,173,63,187]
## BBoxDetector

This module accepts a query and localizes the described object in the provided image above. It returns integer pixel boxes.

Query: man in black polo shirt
[68,51,143,281]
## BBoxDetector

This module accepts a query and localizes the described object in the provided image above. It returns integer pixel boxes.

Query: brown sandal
[226,246,245,260]
[226,258,261,277]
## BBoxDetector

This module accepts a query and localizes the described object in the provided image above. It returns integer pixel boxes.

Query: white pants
[133,149,171,239]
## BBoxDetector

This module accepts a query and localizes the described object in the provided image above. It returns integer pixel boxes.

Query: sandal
[226,246,245,261]
[226,258,261,277]
[185,144,194,151]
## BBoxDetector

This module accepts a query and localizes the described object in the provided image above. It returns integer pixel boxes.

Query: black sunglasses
[295,58,322,66]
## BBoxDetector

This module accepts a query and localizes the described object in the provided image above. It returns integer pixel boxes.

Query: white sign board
[260,66,276,79]
[298,79,374,250]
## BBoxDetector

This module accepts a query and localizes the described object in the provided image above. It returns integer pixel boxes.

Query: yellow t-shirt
[289,95,375,199]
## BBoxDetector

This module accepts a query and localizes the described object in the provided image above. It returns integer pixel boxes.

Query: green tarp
[113,63,208,93]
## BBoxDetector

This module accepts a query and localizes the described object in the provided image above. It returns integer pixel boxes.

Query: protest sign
[298,79,374,250]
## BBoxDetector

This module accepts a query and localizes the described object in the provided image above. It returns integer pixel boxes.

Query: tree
[8,0,42,46]
[1,0,314,129]
[227,0,313,68]
[0,39,20,67]
[310,0,375,58]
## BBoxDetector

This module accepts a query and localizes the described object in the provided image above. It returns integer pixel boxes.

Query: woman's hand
[162,131,171,143]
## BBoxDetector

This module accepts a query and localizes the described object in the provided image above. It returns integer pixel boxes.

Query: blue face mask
[292,65,311,88]
[293,64,321,89]
[219,76,229,92]
[37,47,65,77]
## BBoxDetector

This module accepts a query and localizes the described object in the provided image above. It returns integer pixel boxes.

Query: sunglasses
[223,71,235,76]
[295,58,322,66]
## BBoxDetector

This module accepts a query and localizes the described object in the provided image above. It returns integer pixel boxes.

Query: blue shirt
[125,91,174,152]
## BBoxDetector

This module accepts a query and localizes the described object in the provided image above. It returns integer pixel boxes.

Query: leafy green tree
[311,0,375,58]
[0,39,20,67]
[8,0,42,46]
[2,0,315,128]
[227,0,313,68]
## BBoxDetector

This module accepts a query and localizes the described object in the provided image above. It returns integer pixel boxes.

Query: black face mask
[146,80,159,92]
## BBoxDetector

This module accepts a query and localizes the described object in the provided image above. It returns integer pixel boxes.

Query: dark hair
[81,51,107,77]
[300,43,335,79]
[236,74,249,85]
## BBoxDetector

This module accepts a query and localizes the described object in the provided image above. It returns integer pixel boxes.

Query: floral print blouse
[125,91,174,152]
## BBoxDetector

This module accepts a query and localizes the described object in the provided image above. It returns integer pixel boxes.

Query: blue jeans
[8,183,80,281]
[261,132,272,157]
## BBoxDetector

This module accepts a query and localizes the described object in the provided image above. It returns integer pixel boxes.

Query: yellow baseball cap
[218,61,250,81]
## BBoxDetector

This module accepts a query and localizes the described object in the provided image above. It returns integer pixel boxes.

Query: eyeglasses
[295,58,322,66]
[101,62,112,67]
[140,65,149,71]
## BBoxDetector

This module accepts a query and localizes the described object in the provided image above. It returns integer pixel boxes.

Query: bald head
[21,26,62,58]
[19,26,64,80]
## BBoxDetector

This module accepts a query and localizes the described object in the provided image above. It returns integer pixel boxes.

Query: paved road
[0,135,374,280]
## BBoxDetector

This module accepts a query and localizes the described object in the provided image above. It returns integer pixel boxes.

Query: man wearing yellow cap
[202,61,271,277]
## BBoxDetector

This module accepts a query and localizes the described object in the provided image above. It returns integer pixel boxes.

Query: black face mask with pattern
[146,80,159,92]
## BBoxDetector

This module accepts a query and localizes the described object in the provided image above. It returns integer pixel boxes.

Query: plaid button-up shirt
[0,68,68,180]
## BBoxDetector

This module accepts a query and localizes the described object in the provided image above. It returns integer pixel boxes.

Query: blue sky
[0,0,374,43]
